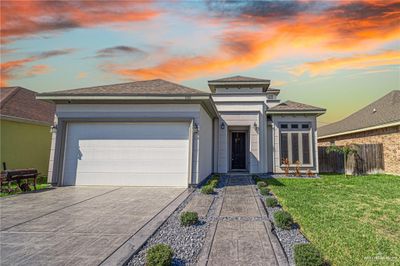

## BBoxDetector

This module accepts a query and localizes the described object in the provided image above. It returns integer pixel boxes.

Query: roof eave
[266,110,326,116]
[208,80,270,93]
[318,120,400,139]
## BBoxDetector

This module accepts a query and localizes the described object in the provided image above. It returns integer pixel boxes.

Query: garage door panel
[63,122,190,187]
[72,173,188,186]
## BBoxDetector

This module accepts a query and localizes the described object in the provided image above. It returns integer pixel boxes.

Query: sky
[1,0,399,126]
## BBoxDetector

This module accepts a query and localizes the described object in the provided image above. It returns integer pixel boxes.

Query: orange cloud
[1,1,159,43]
[291,50,400,76]
[1,58,35,86]
[109,1,400,81]
[26,65,51,76]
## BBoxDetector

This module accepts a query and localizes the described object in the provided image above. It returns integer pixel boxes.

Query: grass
[268,174,400,266]
[0,176,50,197]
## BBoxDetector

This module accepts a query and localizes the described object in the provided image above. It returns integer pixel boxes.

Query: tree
[326,145,357,176]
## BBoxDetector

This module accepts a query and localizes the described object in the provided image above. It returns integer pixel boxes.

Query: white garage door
[62,122,190,187]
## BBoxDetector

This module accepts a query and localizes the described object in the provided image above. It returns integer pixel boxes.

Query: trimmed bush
[273,210,294,230]
[265,197,278,207]
[209,179,218,188]
[201,185,214,194]
[257,181,267,189]
[146,243,174,266]
[294,243,325,266]
[180,211,199,226]
[259,186,270,196]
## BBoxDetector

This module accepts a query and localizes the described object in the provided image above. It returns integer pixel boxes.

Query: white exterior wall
[49,103,213,185]
[212,93,268,173]
[199,107,213,183]
[271,115,319,173]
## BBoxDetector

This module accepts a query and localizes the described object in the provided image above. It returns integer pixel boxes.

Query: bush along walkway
[253,176,325,266]
[197,175,288,266]
[128,174,223,266]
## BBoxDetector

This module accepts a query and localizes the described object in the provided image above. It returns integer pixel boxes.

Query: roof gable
[39,79,209,96]
[0,87,55,124]
[319,90,400,137]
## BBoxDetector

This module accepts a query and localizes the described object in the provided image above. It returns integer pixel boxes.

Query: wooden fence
[318,144,384,174]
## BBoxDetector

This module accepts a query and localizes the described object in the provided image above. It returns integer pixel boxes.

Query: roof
[39,79,208,96]
[319,90,400,138]
[208,75,271,93]
[0,87,55,125]
[268,100,326,112]
[208,75,270,83]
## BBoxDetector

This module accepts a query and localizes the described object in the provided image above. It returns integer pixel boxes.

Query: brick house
[318,90,400,175]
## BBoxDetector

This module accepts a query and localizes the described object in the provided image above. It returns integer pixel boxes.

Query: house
[37,76,326,187]
[318,90,400,175]
[0,87,55,174]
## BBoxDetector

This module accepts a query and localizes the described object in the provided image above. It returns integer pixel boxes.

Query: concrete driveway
[0,186,185,266]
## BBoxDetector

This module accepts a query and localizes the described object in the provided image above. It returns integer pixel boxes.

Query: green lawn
[0,176,50,197]
[268,174,400,266]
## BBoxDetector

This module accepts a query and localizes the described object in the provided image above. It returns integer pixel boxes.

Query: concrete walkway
[198,175,288,266]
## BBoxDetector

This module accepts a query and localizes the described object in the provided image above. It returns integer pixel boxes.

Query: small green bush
[259,186,270,196]
[274,210,294,230]
[201,185,214,194]
[265,197,278,207]
[180,211,199,226]
[257,181,267,189]
[146,243,174,266]
[209,179,218,188]
[294,243,325,266]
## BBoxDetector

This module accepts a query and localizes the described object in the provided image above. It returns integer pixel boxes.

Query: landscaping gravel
[254,181,308,266]
[128,178,224,266]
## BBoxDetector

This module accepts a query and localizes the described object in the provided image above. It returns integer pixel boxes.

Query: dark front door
[231,132,246,170]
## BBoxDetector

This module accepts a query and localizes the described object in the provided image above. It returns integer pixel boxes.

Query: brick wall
[318,125,400,175]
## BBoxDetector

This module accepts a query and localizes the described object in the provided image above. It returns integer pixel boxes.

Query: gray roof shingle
[39,79,208,96]
[319,90,400,137]
[209,75,270,83]
[1,87,55,124]
[268,100,326,112]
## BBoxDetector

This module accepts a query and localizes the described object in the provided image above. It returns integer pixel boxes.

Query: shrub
[273,210,294,230]
[257,181,267,189]
[146,243,174,266]
[259,186,270,196]
[201,185,214,194]
[209,179,218,188]
[180,211,198,226]
[294,243,325,266]
[265,197,278,207]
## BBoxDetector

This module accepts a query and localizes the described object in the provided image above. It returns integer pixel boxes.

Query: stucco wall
[199,107,213,183]
[0,119,51,175]
[318,125,400,175]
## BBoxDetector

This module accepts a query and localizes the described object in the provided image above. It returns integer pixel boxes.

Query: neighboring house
[318,90,400,175]
[0,87,55,175]
[37,76,325,187]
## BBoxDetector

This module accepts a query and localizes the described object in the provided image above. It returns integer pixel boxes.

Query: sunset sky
[1,0,399,125]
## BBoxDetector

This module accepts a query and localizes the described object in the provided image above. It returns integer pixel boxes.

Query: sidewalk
[198,175,288,266]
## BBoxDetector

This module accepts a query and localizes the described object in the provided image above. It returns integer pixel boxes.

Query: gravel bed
[128,178,224,266]
[254,184,308,266]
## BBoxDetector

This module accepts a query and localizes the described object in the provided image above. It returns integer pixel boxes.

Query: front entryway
[231,132,247,170]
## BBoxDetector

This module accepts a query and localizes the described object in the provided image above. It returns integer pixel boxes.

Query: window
[280,133,289,162]
[280,124,312,165]
[302,133,310,164]
[291,133,299,162]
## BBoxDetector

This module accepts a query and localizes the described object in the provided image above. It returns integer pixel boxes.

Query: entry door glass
[231,132,246,170]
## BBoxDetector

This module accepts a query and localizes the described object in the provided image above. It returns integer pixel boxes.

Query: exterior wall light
[220,122,225,130]
[193,123,199,133]
[254,121,258,131]
[50,124,58,133]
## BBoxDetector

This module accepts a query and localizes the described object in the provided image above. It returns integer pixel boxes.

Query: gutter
[266,110,326,115]
[318,121,400,139]
[0,115,52,126]
[36,95,210,101]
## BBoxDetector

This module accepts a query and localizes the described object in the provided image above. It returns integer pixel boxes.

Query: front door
[231,132,246,170]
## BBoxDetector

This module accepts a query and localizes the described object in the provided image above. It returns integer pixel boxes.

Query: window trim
[279,122,313,167]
